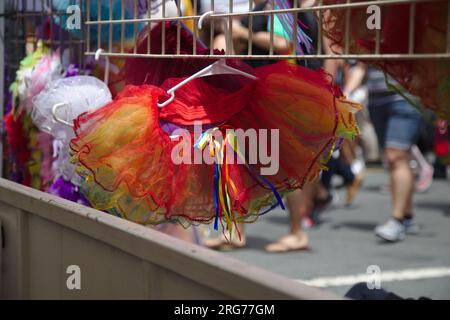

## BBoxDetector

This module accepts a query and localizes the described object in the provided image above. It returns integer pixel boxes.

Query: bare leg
[340,139,356,165]
[264,182,317,252]
[355,106,380,162]
[213,33,227,51]
[286,189,305,235]
[411,144,434,193]
[154,224,196,243]
[385,148,414,220]
[316,181,330,201]
[202,222,246,250]
[288,180,319,231]
[411,144,429,170]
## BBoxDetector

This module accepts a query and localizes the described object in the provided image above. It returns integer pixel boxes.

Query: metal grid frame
[1,0,88,177]
[2,0,87,79]
[85,0,450,60]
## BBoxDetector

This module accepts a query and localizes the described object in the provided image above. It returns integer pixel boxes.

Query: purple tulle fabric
[64,64,80,78]
[48,176,89,206]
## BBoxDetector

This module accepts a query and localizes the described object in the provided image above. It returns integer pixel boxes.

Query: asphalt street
[222,169,450,299]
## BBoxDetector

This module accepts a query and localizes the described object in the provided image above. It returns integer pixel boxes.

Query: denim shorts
[369,98,422,150]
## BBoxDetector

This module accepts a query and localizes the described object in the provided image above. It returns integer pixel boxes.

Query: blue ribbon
[213,163,220,230]
[244,164,286,211]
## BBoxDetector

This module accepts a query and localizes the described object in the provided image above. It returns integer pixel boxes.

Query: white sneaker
[375,219,406,242]
[403,217,420,235]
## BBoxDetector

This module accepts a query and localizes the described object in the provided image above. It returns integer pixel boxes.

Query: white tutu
[31,75,112,184]
[31,75,112,141]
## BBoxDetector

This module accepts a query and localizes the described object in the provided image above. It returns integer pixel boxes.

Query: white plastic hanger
[157,59,257,108]
[95,48,110,85]
[52,102,73,127]
[198,10,232,54]
[51,49,110,127]
[198,11,214,30]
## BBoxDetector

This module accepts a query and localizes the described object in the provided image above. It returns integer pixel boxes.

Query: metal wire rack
[0,0,88,176]
[84,0,450,60]
[2,0,87,80]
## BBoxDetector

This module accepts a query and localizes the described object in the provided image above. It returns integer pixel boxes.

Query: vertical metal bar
[147,0,151,55]
[21,0,26,48]
[210,0,214,54]
[162,0,166,55]
[133,0,138,54]
[121,0,125,53]
[375,29,380,54]
[447,0,450,53]
[33,0,36,50]
[248,0,253,56]
[42,0,46,49]
[86,0,91,54]
[193,0,197,55]
[61,1,66,65]
[80,0,86,73]
[15,1,20,68]
[14,0,22,67]
[176,0,181,55]
[317,0,322,55]
[68,27,73,65]
[22,0,28,53]
[97,0,101,50]
[78,2,83,74]
[228,0,233,55]
[48,0,53,51]
[344,0,351,54]
[292,0,298,55]
[0,0,5,177]
[22,0,26,50]
[109,0,113,54]
[408,2,416,54]
[269,0,274,56]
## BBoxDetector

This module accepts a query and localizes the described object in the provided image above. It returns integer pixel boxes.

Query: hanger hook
[198,11,214,30]
[157,92,175,108]
[95,48,110,85]
[52,102,73,127]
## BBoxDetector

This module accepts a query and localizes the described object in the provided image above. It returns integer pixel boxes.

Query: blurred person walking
[320,148,362,206]
[368,69,423,242]
[321,55,368,206]
[433,119,450,179]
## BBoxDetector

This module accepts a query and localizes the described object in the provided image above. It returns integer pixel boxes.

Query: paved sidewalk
[223,169,450,299]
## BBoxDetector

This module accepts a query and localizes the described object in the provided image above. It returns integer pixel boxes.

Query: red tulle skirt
[71,61,360,230]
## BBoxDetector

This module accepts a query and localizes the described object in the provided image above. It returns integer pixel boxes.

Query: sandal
[203,235,246,251]
[264,233,309,253]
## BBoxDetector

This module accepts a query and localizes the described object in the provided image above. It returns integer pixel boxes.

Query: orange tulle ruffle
[71,61,360,230]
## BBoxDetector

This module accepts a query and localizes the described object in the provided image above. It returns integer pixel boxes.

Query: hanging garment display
[70,61,360,234]
[31,75,112,200]
[322,0,450,120]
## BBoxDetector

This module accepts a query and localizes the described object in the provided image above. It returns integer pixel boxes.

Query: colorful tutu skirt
[70,61,360,232]
[323,0,450,120]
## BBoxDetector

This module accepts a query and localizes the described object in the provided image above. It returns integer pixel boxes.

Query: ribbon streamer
[194,127,285,235]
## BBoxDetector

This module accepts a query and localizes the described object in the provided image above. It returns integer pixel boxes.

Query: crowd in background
[159,0,450,251]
